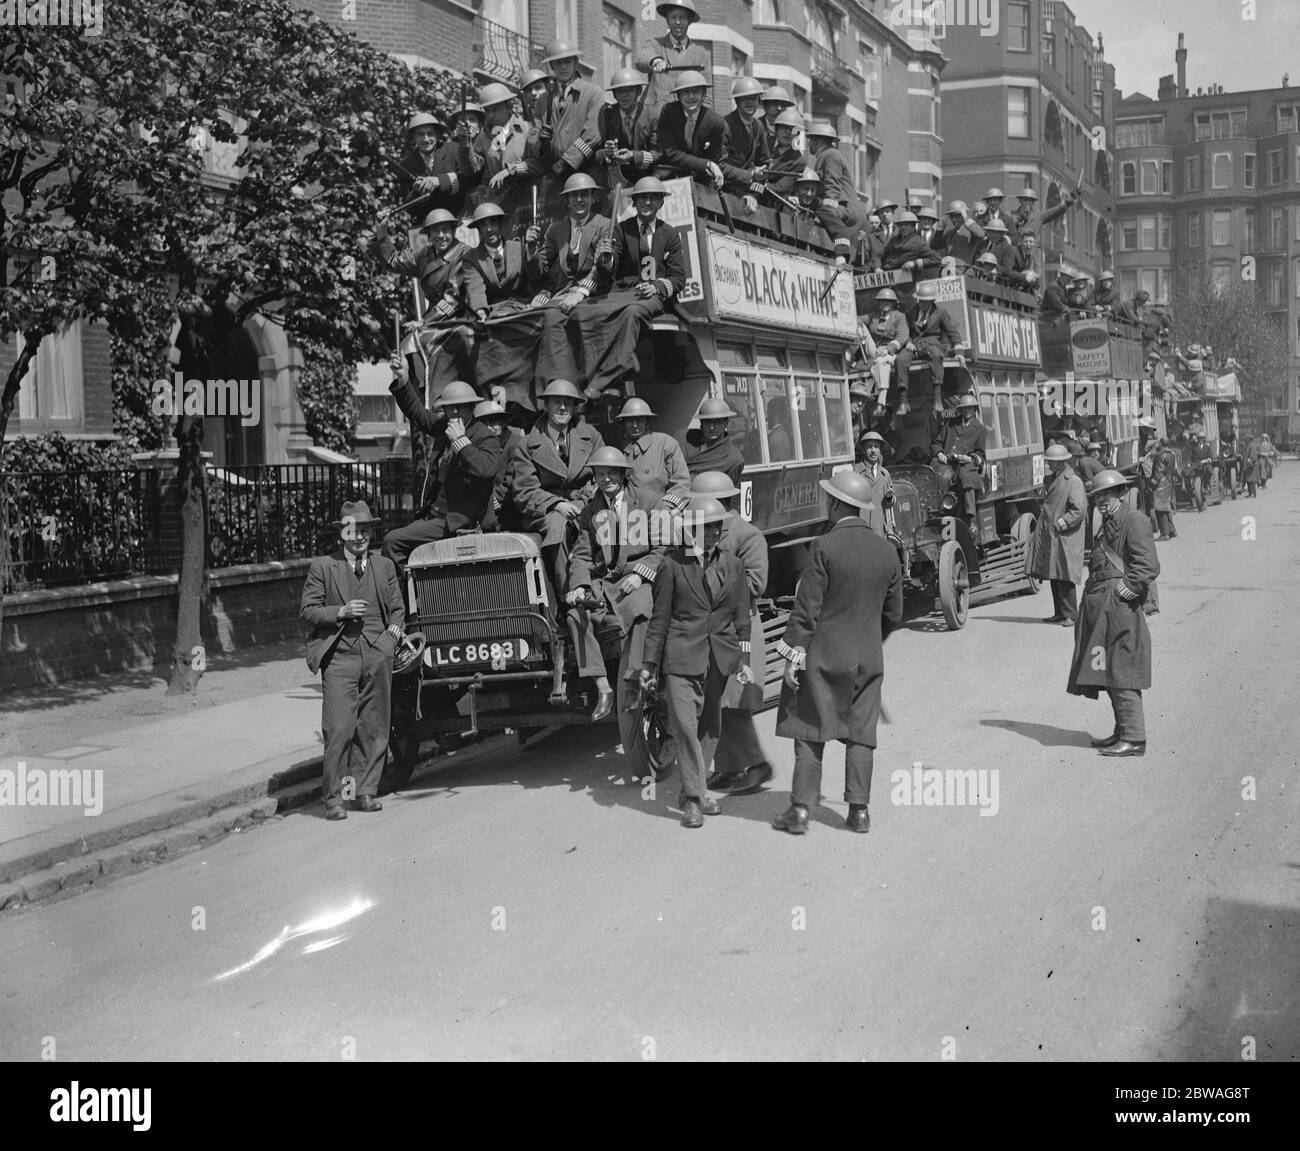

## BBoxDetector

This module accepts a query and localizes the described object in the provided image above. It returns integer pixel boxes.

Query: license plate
[424,638,531,667]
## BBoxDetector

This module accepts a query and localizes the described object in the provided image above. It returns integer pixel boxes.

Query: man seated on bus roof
[909,284,965,417]
[761,109,810,206]
[721,76,771,213]
[463,203,543,321]
[655,71,727,191]
[594,69,659,191]
[862,288,913,418]
[930,394,988,523]
[804,121,863,266]
[369,208,469,321]
[679,397,746,488]
[875,211,940,274]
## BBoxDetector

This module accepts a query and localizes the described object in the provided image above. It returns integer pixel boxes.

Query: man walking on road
[301,502,406,821]
[1067,471,1160,758]
[1030,443,1087,626]
[772,472,903,835]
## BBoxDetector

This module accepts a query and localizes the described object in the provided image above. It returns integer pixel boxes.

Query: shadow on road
[980,718,1093,748]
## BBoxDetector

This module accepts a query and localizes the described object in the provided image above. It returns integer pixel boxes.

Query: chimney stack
[1158,74,1175,101]
[1176,32,1187,98]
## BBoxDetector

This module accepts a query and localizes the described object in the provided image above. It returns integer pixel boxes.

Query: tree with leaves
[1,1,469,691]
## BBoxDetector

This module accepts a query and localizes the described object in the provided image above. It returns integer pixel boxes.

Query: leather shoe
[699,796,721,816]
[326,806,348,821]
[706,771,742,790]
[729,761,774,796]
[1060,616,1075,627]
[591,688,615,721]
[772,804,810,834]
[1090,731,1120,749]
[680,799,704,828]
[846,804,870,833]
[1098,740,1145,757]
[355,795,383,812]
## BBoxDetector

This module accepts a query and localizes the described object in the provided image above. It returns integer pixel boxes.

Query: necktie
[623,114,634,142]
[558,432,568,462]
[354,556,364,579]
[640,224,653,255]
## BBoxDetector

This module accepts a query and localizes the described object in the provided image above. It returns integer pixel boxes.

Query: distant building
[1114,33,1300,424]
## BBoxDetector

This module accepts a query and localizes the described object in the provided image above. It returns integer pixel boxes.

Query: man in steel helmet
[721,75,772,209]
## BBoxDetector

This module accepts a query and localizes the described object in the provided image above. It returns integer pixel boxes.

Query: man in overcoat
[678,397,746,487]
[566,447,665,721]
[1150,437,1178,539]
[851,431,895,536]
[1067,470,1160,757]
[301,501,406,820]
[1029,443,1086,625]
[638,497,752,828]
[772,471,904,835]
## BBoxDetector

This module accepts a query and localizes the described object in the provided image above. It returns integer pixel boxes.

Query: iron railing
[810,43,852,100]
[473,16,545,88]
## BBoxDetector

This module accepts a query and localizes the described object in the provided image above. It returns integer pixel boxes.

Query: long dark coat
[1151,446,1177,512]
[718,512,768,710]
[775,516,904,745]
[1067,503,1160,696]
[508,421,604,543]
[1028,466,1086,582]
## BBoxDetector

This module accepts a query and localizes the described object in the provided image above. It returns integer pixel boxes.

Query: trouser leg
[1051,579,1077,619]
[1108,688,1146,742]
[843,742,875,806]
[890,349,913,406]
[695,660,727,784]
[352,641,393,800]
[791,739,825,808]
[665,672,707,801]
[715,709,765,773]
[320,646,362,810]
[381,516,448,568]
[570,606,608,679]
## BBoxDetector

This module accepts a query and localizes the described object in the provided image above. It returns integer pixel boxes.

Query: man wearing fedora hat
[301,501,406,820]
[1029,443,1087,625]
[773,470,903,835]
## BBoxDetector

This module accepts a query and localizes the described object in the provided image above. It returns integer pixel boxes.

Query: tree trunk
[166,408,208,694]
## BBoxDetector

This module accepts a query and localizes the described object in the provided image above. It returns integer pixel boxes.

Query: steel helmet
[947,199,968,214]
[761,85,794,106]
[985,186,1005,199]
[849,380,874,399]
[517,68,550,92]
[975,253,1000,267]
[435,381,479,407]
[805,120,838,139]
[860,431,887,445]
[453,103,486,122]
[589,446,633,469]
[773,108,804,130]
[916,206,939,221]
[392,632,427,677]
[469,201,506,225]
[907,202,924,213]
[473,399,507,419]
[877,198,899,211]
[657,0,701,21]
[405,112,442,134]
[875,288,899,303]
[672,70,710,94]
[422,208,458,229]
[540,378,584,401]
[955,394,980,409]
[795,167,822,185]
[893,210,918,225]
[1044,443,1072,462]
[630,175,669,197]
[818,470,874,512]
[697,397,736,420]
[561,172,599,195]
[690,471,741,499]
[732,76,765,99]
[478,83,515,108]
[1088,469,1129,498]
[606,67,646,91]
[617,397,655,419]
[1100,271,1114,282]
[983,217,1009,233]
[687,495,728,525]
[542,40,581,66]
[1017,187,1039,200]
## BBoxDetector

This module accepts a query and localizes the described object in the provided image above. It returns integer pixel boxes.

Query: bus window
[723,373,761,462]
[790,350,822,459]
[823,378,851,458]
[1012,392,1030,446]
[995,393,1013,448]
[1026,390,1043,445]
[759,375,795,463]
[717,342,753,367]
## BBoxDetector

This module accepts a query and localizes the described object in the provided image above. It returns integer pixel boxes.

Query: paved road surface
[2,474,1297,1061]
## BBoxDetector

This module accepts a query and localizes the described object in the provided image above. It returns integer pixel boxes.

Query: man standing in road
[852,431,895,537]
[1029,443,1087,626]
[1068,470,1160,758]
[772,471,903,835]
[301,502,406,821]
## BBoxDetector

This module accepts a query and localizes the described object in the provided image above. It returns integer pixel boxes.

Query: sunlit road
[2,472,1298,1061]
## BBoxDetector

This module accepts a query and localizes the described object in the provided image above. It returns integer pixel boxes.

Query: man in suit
[805,120,863,264]
[863,288,913,417]
[301,501,406,821]
[690,472,773,797]
[980,187,1014,235]
[509,378,605,592]
[931,393,988,523]
[1114,289,1150,326]
[678,396,746,487]
[574,175,688,401]
[909,284,965,416]
[1039,269,1071,320]
[1029,443,1087,626]
[763,108,810,205]
[463,202,540,319]
[1068,470,1160,757]
[394,111,450,225]
[773,471,904,835]
[931,200,986,266]
[1010,185,1077,247]
[639,496,752,828]
[1092,271,1117,310]
[567,447,667,720]
[596,69,658,191]
[977,217,1018,278]
[759,85,796,152]
[633,0,712,125]
[721,76,771,210]
[479,81,541,223]
[540,41,604,194]
[656,71,727,188]
[370,208,468,320]
[616,397,691,512]
[852,431,895,537]
[382,373,503,569]
[876,210,940,273]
